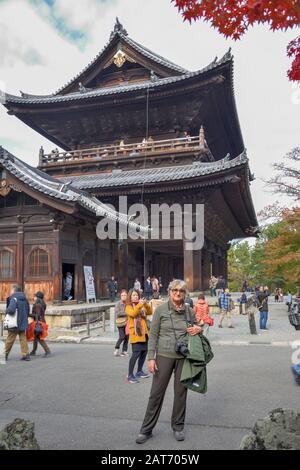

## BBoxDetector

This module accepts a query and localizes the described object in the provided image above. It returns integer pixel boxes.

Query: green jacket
[147,300,196,361]
[180,334,214,394]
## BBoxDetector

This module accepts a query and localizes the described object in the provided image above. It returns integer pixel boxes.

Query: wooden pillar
[224,250,228,281]
[217,256,223,277]
[75,229,83,301]
[52,228,62,302]
[118,240,128,290]
[219,254,226,278]
[16,224,24,290]
[183,241,202,292]
[211,252,219,277]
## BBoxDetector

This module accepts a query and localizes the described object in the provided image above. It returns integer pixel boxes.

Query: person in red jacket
[194,293,214,327]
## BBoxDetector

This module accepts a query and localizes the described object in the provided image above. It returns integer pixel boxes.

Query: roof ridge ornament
[110,17,128,40]
[78,82,91,93]
[199,126,205,148]
[150,70,159,82]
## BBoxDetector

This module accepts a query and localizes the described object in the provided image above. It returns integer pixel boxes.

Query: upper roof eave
[3,50,233,107]
[53,20,188,96]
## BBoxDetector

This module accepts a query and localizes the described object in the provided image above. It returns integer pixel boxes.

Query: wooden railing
[39,134,206,167]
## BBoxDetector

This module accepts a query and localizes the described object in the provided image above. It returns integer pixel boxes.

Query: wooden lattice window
[0,248,15,279]
[29,248,50,277]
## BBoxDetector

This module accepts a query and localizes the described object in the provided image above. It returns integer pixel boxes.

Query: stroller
[288,301,300,331]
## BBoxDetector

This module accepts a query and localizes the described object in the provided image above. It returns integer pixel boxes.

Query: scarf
[132,301,145,336]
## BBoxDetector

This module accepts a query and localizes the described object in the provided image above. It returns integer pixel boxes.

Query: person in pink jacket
[194,294,214,326]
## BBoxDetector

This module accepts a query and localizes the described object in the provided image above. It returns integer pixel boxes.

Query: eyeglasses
[171,288,186,294]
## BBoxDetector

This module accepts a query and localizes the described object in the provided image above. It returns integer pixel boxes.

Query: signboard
[83,266,96,302]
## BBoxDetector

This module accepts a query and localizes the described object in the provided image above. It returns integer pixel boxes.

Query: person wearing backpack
[28,292,51,357]
[4,285,30,361]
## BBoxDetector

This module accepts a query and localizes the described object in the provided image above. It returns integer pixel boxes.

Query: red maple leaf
[173,0,300,81]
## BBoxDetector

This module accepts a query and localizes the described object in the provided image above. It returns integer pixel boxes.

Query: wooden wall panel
[24,243,53,279]
[0,233,18,242]
[0,282,15,302]
[24,282,53,303]
[97,242,112,297]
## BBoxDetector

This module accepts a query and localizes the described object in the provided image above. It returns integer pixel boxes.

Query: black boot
[20,355,31,361]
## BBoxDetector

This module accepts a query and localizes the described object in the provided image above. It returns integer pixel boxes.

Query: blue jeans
[260,310,268,329]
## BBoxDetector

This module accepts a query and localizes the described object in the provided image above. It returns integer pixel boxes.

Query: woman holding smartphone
[125,289,152,384]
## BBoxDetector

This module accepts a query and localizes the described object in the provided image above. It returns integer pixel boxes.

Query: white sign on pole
[83,266,96,302]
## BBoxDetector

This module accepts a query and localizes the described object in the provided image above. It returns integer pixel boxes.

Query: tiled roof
[0,146,146,230]
[53,19,187,95]
[3,50,231,106]
[63,151,248,190]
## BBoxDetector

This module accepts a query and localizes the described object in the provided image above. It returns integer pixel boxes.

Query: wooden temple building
[0,19,258,302]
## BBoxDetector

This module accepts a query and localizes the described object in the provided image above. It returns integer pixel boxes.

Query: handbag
[34,320,43,337]
[3,297,18,330]
[116,316,127,328]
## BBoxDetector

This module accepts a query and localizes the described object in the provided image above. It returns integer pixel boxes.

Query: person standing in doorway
[63,272,73,301]
[107,276,118,302]
[4,285,30,361]
[126,289,152,383]
[114,289,129,357]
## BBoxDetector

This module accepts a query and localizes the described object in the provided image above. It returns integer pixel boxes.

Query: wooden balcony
[39,132,207,167]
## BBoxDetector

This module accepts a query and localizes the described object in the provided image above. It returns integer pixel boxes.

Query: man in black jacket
[256,286,269,330]
[4,285,30,361]
[107,276,118,302]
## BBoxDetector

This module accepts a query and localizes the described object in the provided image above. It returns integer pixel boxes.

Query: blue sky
[0,0,299,214]
[29,0,93,49]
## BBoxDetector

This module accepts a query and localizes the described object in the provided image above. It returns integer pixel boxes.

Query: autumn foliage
[174,0,300,80]
[263,208,300,286]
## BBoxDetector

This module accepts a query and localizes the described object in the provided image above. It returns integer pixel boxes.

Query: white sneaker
[114,349,120,357]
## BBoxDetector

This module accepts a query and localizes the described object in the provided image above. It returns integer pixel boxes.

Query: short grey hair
[12,284,21,293]
[168,279,188,297]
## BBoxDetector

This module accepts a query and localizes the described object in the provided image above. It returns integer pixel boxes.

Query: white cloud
[51,0,117,32]
[0,21,45,67]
